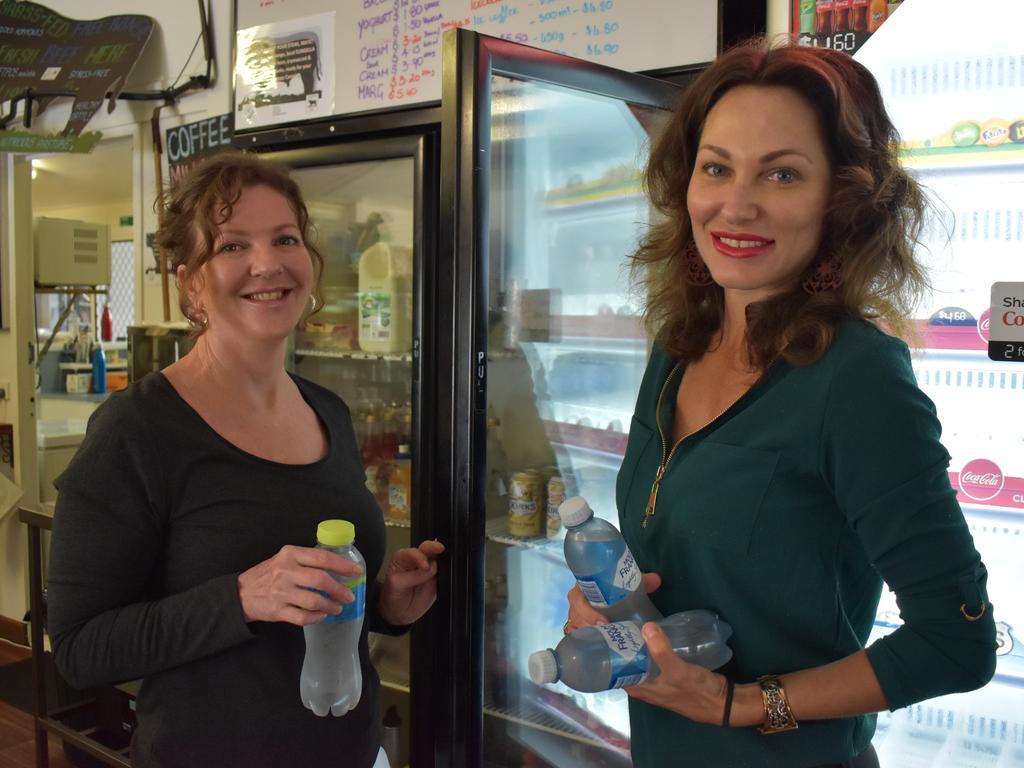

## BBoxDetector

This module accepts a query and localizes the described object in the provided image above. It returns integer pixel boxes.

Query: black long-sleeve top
[47,372,391,768]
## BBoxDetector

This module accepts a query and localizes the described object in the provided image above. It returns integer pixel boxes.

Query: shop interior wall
[0,0,784,626]
[0,0,236,623]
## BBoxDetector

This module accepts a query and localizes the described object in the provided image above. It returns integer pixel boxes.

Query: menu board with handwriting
[236,0,715,126]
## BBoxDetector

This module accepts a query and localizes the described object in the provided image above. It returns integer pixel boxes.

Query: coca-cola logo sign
[978,309,990,343]
[958,459,1005,502]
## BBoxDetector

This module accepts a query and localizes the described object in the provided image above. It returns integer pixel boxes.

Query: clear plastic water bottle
[528,609,733,693]
[300,519,366,717]
[560,496,662,624]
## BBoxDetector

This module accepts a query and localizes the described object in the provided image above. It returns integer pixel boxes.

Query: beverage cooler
[854,2,1024,765]
[236,23,693,762]
[243,125,442,768]
[437,29,679,767]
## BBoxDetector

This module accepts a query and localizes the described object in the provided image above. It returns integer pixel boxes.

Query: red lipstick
[710,231,774,259]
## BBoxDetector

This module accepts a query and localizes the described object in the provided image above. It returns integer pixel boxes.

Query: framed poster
[235,12,336,130]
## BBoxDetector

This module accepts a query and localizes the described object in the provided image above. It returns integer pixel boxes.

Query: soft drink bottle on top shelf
[528,609,734,693]
[560,496,662,624]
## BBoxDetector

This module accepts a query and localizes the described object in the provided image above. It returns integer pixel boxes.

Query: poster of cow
[235,11,334,130]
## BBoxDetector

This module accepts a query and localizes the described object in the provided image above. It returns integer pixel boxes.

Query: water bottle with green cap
[300,519,366,716]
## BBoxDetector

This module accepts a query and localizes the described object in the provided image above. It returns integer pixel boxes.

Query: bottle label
[595,621,650,688]
[324,576,366,624]
[360,292,393,341]
[576,577,610,607]
[576,547,643,607]
[389,482,410,517]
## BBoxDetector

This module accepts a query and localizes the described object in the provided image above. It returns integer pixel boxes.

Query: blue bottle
[91,345,107,394]
[529,609,734,692]
[561,496,662,624]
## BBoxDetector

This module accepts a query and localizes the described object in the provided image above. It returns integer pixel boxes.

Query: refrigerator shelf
[902,145,1024,171]
[543,418,627,458]
[486,516,562,550]
[491,315,646,345]
[543,190,645,212]
[553,314,645,342]
[483,700,630,757]
[294,348,413,363]
[380,678,411,694]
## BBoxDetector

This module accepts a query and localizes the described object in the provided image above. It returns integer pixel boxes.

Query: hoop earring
[308,294,318,312]
[187,308,208,329]
[684,240,714,286]
[802,253,843,294]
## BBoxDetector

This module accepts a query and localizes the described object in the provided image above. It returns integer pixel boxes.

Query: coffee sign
[166,114,235,188]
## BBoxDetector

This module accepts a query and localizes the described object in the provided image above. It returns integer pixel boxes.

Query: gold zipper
[642,359,744,528]
[643,361,683,529]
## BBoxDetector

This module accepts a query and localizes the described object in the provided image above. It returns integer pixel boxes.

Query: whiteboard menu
[235,0,716,126]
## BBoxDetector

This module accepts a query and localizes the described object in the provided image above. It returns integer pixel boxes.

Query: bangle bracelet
[757,675,799,735]
[721,677,735,727]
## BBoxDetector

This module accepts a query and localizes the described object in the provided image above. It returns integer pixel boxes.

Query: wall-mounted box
[34,217,111,286]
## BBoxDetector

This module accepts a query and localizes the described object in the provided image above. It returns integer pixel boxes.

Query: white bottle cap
[558,496,594,528]
[527,650,558,685]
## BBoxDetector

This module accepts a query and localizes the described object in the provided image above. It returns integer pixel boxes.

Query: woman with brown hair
[47,153,442,768]
[564,39,996,767]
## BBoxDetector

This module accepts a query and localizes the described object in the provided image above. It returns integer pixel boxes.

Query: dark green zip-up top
[616,319,996,768]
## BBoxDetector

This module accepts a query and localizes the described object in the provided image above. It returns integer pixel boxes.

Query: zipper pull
[642,463,666,529]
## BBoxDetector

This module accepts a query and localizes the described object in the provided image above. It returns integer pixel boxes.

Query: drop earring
[684,240,714,287]
[802,253,843,293]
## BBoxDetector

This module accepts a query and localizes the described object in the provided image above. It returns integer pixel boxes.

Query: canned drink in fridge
[546,473,566,538]
[508,469,542,537]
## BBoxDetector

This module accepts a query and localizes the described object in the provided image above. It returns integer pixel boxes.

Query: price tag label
[988,282,1024,363]
[796,30,868,55]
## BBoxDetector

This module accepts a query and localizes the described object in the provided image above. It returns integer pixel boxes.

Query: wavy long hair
[155,152,324,334]
[633,38,931,368]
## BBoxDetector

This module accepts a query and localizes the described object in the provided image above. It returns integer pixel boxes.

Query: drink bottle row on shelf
[352,398,414,520]
[801,0,891,36]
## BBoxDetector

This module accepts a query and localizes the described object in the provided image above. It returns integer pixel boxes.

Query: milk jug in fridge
[357,242,412,353]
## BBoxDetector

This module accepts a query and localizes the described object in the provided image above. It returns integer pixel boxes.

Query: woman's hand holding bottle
[564,572,662,634]
[237,545,362,625]
[624,621,734,726]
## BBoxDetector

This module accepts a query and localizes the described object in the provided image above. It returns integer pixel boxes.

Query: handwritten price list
[354,0,621,106]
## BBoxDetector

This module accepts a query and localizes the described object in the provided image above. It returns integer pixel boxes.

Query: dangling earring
[802,253,843,294]
[684,240,714,286]
[187,307,208,329]
[308,294,318,312]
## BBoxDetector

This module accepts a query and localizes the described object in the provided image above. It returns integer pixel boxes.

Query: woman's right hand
[564,572,662,634]
[237,545,363,626]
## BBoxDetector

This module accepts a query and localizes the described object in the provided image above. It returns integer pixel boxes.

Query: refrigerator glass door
[856,2,1024,764]
[289,156,417,765]
[440,29,680,767]
[480,66,671,768]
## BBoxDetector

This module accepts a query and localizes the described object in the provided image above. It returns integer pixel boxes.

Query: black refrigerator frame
[236,113,444,767]
[437,28,681,768]
[229,0,765,758]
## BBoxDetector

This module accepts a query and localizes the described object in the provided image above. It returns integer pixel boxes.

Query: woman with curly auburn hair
[47,153,443,768]
[563,39,996,767]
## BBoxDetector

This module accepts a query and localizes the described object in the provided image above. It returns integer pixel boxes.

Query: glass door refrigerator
[248,127,441,768]
[855,1,1024,765]
[437,28,680,767]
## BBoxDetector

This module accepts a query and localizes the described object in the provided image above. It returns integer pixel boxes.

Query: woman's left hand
[624,622,730,725]
[377,539,445,627]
